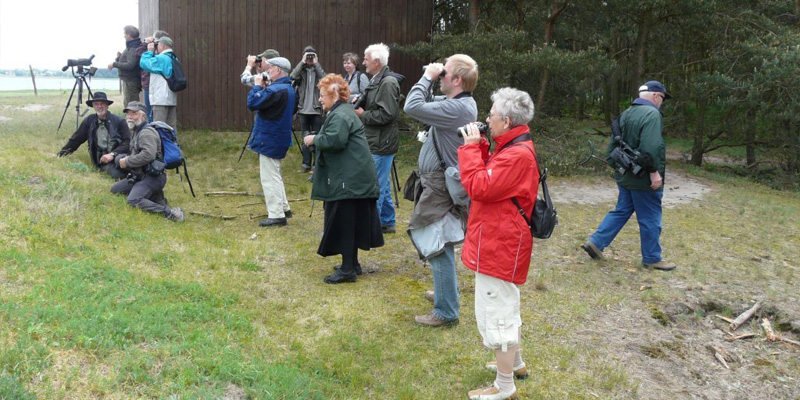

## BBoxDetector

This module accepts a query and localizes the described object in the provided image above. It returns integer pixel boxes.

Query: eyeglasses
[487,112,503,120]
[655,93,665,101]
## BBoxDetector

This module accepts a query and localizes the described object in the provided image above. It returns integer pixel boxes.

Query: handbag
[511,167,558,239]
[504,134,558,239]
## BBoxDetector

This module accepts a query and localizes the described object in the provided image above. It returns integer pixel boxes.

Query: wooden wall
[139,0,434,131]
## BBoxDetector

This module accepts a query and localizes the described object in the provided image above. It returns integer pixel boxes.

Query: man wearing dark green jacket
[582,81,676,271]
[355,43,402,234]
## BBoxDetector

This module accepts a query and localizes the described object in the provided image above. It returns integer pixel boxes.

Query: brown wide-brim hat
[86,91,113,107]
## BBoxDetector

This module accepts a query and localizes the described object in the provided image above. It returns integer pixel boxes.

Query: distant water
[0,76,122,91]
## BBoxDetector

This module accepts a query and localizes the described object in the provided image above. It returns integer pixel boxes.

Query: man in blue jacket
[247,57,296,227]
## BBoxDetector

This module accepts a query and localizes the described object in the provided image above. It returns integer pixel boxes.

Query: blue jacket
[246,77,295,159]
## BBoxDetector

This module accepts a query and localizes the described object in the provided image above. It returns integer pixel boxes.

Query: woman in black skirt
[303,74,384,283]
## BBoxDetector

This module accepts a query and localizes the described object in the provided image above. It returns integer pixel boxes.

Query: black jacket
[114,38,143,81]
[60,113,131,168]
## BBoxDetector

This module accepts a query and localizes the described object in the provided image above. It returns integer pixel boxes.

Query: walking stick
[291,130,303,154]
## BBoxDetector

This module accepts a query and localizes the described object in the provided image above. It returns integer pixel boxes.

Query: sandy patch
[550,168,711,208]
[18,104,53,112]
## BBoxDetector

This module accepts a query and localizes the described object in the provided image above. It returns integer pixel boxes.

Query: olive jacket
[360,66,401,155]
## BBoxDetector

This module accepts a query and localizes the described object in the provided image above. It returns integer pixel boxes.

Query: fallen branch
[288,198,308,202]
[189,211,237,220]
[715,314,734,324]
[713,352,729,369]
[762,318,800,348]
[730,301,761,331]
[237,202,263,208]
[250,214,267,220]
[725,333,755,341]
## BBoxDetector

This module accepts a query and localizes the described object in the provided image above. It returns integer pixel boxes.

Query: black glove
[57,149,71,157]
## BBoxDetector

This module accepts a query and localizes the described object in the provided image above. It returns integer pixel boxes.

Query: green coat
[360,66,401,155]
[606,100,666,191]
[311,102,380,202]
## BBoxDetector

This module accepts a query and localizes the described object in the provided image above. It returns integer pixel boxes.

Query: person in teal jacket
[582,80,676,271]
[304,74,383,284]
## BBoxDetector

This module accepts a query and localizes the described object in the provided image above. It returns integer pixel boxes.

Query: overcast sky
[0,0,139,71]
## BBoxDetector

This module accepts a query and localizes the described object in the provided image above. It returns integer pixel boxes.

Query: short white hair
[491,87,534,127]
[364,43,389,66]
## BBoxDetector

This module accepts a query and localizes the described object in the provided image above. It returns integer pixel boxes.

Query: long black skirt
[317,198,384,257]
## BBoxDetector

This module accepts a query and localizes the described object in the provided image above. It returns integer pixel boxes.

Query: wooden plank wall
[141,0,433,131]
[138,0,160,43]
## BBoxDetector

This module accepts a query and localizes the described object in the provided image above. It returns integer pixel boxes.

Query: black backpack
[505,136,558,239]
[164,52,187,92]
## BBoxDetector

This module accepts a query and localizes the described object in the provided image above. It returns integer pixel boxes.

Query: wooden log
[714,352,729,369]
[706,343,738,364]
[189,211,237,220]
[730,301,761,331]
[761,318,800,348]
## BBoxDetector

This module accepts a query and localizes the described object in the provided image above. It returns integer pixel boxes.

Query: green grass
[1,92,799,398]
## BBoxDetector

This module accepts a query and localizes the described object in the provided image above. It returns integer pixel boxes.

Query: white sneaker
[467,382,517,400]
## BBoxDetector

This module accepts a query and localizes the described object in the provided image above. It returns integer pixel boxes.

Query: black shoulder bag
[503,134,558,239]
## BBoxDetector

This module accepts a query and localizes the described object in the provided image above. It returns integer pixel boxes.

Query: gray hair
[124,25,140,38]
[490,87,535,127]
[364,43,389,66]
[153,30,169,39]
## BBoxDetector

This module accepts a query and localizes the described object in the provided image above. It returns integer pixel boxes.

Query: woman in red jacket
[458,87,539,400]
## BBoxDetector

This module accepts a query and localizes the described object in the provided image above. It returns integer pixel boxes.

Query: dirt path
[550,167,712,207]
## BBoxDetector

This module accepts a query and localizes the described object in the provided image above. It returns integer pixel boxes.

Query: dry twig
[761,318,800,348]
[715,314,734,324]
[730,301,761,331]
[205,191,263,197]
[189,211,237,220]
[725,333,756,341]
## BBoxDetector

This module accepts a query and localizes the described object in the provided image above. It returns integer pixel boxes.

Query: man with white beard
[110,101,185,222]
[57,92,131,180]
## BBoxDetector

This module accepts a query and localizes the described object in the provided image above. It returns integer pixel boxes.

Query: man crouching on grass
[110,101,184,222]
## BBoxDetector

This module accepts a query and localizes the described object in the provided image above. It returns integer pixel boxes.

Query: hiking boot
[381,225,396,234]
[468,382,517,400]
[581,240,604,260]
[414,311,458,327]
[643,260,677,271]
[323,270,357,284]
[485,362,529,380]
[284,210,292,218]
[301,164,312,173]
[425,290,434,302]
[259,218,287,227]
[334,264,363,275]
[167,207,185,222]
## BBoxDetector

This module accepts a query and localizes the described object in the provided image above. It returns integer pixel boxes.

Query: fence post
[29,65,38,96]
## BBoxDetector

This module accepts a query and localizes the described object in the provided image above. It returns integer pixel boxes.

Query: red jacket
[458,125,540,284]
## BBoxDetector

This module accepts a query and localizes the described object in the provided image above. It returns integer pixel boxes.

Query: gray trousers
[122,79,142,108]
[110,173,170,217]
[152,105,177,129]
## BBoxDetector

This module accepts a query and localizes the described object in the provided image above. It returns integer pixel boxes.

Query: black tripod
[57,57,97,136]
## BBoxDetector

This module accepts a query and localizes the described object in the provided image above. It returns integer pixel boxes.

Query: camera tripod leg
[56,78,81,136]
[391,159,400,208]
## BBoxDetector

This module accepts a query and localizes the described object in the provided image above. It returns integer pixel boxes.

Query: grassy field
[1,91,799,399]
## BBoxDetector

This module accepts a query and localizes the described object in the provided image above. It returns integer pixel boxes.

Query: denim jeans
[589,184,663,264]
[144,88,152,122]
[430,244,459,321]
[371,153,396,227]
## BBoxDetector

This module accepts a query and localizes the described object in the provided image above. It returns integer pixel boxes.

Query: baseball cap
[639,80,671,99]
[267,57,291,73]
[123,101,147,113]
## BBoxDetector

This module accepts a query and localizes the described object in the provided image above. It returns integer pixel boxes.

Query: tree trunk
[691,99,707,166]
[745,110,756,167]
[468,0,482,33]
[536,2,568,111]
[632,11,651,95]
